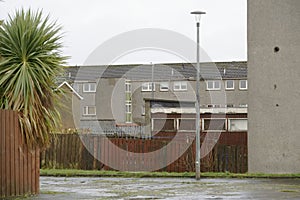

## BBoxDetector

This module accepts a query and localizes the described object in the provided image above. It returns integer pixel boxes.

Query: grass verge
[40,169,300,179]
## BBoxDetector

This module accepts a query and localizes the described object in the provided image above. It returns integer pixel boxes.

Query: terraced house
[61,61,247,137]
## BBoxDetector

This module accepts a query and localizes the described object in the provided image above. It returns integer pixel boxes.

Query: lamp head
[191,11,206,23]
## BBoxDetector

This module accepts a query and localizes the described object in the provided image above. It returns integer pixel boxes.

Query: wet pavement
[28,176,300,199]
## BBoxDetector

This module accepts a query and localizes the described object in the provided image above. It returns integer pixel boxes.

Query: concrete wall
[248,0,300,173]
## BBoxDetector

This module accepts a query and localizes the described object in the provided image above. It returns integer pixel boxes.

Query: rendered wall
[248,0,300,173]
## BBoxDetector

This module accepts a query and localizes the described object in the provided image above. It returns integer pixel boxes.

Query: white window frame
[202,118,226,131]
[160,82,169,91]
[83,83,96,93]
[125,81,131,93]
[142,82,155,92]
[228,118,248,131]
[83,106,96,116]
[151,118,176,131]
[177,118,196,131]
[239,104,248,108]
[125,101,132,114]
[173,81,187,91]
[239,80,248,90]
[206,80,221,90]
[225,80,234,90]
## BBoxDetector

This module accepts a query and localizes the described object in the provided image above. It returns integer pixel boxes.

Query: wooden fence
[0,109,40,198]
[41,133,247,173]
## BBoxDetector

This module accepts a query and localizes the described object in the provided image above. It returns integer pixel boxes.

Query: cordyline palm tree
[0,9,67,148]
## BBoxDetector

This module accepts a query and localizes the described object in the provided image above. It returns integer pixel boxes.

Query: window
[152,118,176,131]
[177,118,195,131]
[125,101,132,123]
[173,81,187,91]
[207,104,221,108]
[229,119,248,131]
[125,101,132,113]
[125,81,132,122]
[125,81,131,92]
[239,80,247,90]
[83,83,96,92]
[83,106,96,116]
[160,82,169,91]
[125,81,132,100]
[206,80,221,90]
[226,104,234,108]
[225,80,234,90]
[142,82,155,91]
[203,118,226,131]
[125,114,132,123]
[239,104,248,108]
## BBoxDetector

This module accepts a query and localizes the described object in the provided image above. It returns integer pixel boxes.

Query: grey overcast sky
[0,0,247,65]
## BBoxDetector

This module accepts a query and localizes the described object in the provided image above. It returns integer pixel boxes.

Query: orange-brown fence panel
[41,133,247,173]
[0,109,40,198]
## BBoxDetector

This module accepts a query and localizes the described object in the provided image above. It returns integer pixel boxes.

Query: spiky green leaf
[0,9,68,148]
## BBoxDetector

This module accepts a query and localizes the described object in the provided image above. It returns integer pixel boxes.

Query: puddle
[30,177,300,200]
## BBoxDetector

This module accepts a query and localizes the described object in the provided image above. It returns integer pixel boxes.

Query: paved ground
[27,176,300,199]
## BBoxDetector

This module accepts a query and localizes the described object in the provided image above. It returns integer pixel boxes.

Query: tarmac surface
[27,176,300,199]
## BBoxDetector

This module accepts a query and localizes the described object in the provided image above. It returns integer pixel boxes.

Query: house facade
[63,61,247,136]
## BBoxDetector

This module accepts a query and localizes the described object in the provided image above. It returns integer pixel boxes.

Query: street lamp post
[191,11,206,180]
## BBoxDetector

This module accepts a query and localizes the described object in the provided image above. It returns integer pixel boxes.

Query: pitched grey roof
[65,61,247,81]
